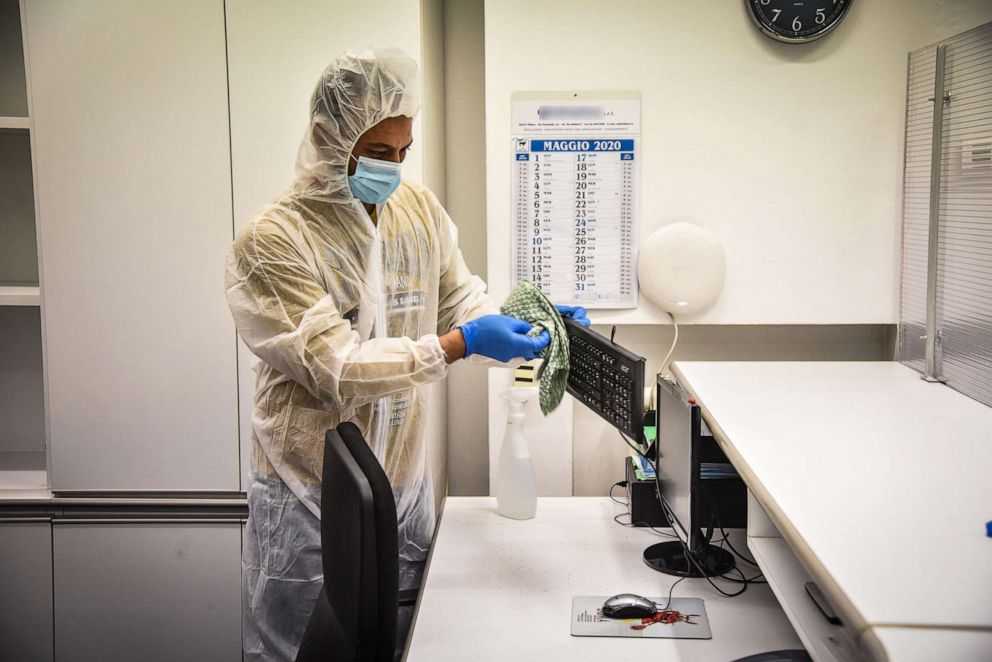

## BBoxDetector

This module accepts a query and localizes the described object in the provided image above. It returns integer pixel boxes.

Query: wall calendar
[511,92,640,308]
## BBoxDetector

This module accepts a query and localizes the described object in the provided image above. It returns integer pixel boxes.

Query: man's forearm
[439,329,466,364]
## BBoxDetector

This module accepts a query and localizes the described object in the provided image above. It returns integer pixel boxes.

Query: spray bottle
[496,363,539,520]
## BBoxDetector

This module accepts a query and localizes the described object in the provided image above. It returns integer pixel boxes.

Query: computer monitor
[561,323,734,577]
[643,376,735,577]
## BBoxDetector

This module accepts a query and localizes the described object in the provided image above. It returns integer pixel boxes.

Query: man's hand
[555,304,591,327]
[457,315,551,363]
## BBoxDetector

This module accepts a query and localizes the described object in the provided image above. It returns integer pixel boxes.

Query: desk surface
[672,361,992,637]
[406,497,801,661]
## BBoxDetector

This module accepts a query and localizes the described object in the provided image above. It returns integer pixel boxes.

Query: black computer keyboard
[564,319,646,442]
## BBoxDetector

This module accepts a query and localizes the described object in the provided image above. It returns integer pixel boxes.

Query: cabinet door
[53,522,241,662]
[0,521,54,662]
[24,0,239,490]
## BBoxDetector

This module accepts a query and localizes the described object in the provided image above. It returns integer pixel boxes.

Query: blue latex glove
[555,304,591,327]
[459,315,551,362]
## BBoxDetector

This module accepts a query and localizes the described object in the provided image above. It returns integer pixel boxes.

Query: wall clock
[746,0,853,44]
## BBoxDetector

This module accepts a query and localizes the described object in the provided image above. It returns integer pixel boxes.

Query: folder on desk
[632,453,656,480]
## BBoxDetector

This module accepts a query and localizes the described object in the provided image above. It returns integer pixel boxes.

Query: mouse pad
[571,596,711,639]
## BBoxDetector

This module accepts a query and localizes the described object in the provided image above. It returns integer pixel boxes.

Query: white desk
[406,497,802,661]
[672,361,992,660]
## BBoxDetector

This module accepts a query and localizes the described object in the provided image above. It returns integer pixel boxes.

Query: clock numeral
[750,0,849,42]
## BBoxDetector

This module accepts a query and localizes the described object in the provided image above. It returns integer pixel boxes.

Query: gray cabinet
[53,522,241,662]
[0,521,54,662]
[23,0,239,491]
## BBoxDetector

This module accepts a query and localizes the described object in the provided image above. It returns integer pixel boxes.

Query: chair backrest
[295,423,398,662]
[335,422,399,660]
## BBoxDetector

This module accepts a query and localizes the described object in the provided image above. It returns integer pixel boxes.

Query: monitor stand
[643,541,735,578]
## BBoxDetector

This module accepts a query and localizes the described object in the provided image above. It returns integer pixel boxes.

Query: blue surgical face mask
[348,155,402,204]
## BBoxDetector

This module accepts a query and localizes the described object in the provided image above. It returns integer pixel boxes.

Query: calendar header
[531,139,635,152]
[511,92,640,137]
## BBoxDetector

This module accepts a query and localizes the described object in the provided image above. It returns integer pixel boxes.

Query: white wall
[225,1,426,228]
[421,0,446,204]
[484,0,992,326]
[442,0,491,496]
[483,0,992,496]
[442,0,487,277]
[420,0,448,508]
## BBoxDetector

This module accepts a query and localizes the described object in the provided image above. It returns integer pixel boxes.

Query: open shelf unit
[0,0,46,490]
[0,115,29,130]
[0,285,40,306]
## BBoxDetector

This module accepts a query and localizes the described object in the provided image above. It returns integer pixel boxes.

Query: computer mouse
[600,593,659,619]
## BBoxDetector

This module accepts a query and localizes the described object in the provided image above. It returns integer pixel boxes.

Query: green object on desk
[628,426,657,481]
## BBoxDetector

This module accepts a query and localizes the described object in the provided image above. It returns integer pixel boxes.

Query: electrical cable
[659,574,687,611]
[609,480,677,538]
[720,536,762,575]
[607,476,686,607]
[612,512,679,539]
[708,567,766,585]
[659,313,679,376]
[611,325,755,600]
[617,429,750,597]
[701,485,762,569]
[609,480,627,505]
[696,474,765,583]
[647,313,680,422]
[615,514,676,537]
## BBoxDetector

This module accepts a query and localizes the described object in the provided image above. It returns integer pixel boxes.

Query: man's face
[348,115,413,176]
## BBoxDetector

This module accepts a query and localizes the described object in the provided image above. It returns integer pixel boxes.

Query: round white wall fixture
[637,223,725,315]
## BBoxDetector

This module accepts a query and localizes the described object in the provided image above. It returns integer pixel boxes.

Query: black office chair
[295,422,399,662]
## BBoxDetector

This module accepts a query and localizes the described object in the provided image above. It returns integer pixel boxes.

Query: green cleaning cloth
[500,281,569,415]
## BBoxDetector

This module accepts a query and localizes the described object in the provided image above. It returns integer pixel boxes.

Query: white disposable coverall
[225,47,496,661]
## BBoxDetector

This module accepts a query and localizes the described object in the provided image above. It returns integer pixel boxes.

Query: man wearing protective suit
[226,47,588,661]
